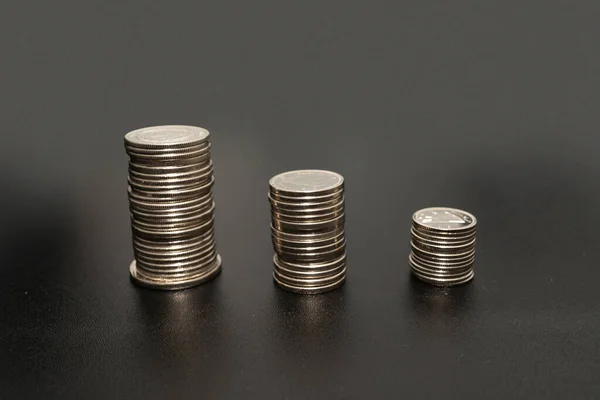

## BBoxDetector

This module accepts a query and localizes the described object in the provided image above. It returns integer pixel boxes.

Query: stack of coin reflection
[409,207,477,286]
[269,170,347,294]
[124,125,222,290]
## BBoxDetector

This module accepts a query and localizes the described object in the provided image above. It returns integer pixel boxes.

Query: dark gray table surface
[2,1,600,398]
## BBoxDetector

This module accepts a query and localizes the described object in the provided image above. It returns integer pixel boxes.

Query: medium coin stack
[409,207,477,286]
[125,125,222,290]
[269,170,347,294]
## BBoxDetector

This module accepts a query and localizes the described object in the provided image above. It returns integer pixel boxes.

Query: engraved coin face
[125,125,209,148]
[413,207,476,231]
[269,170,344,195]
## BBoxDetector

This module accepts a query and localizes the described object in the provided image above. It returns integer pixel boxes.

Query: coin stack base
[409,207,477,287]
[129,256,222,291]
[125,125,222,290]
[269,170,347,294]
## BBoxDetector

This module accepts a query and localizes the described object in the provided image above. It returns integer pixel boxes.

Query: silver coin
[413,207,477,232]
[410,267,473,284]
[131,205,215,228]
[133,229,215,252]
[129,160,211,175]
[273,263,345,280]
[129,164,213,180]
[125,141,210,155]
[410,265,473,280]
[131,204,214,226]
[274,253,346,271]
[132,215,214,235]
[131,202,214,221]
[128,153,212,168]
[132,241,216,257]
[126,144,211,162]
[135,248,218,272]
[410,226,476,243]
[410,241,475,258]
[270,224,344,242]
[273,268,346,294]
[128,176,214,200]
[134,238,215,260]
[409,253,475,269]
[271,201,344,216]
[129,254,222,290]
[410,251,476,267]
[275,241,346,263]
[410,265,474,287]
[125,125,209,149]
[273,236,345,254]
[268,188,344,204]
[272,229,345,249]
[411,237,476,253]
[410,232,475,249]
[129,191,213,211]
[274,265,346,285]
[135,243,217,267]
[272,212,345,232]
[268,193,344,212]
[409,262,473,281]
[272,207,345,223]
[135,246,216,267]
[410,252,476,269]
[129,162,213,181]
[273,254,346,279]
[132,216,214,239]
[272,250,347,294]
[133,259,218,280]
[269,170,344,197]
[128,177,212,193]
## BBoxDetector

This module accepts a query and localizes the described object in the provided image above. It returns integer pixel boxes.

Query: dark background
[1,1,599,398]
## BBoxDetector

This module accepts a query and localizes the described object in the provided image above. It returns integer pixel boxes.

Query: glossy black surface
[2,1,600,398]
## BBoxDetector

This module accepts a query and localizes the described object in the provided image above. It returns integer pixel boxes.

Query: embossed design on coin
[125,125,209,148]
[269,170,344,195]
[414,207,476,231]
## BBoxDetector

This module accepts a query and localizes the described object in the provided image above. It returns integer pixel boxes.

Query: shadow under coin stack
[409,207,477,286]
[269,170,347,294]
[125,125,222,290]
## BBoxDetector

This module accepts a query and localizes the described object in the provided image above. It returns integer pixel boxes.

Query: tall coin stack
[409,207,477,286]
[125,125,222,290]
[269,170,347,294]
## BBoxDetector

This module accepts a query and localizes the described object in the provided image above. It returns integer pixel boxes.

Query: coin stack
[269,170,347,294]
[409,207,477,286]
[125,125,222,290]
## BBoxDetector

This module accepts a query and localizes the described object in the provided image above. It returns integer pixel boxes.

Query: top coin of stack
[125,125,222,290]
[409,207,477,286]
[269,170,347,294]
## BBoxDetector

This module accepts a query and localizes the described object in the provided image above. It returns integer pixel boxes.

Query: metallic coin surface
[269,170,344,197]
[125,125,209,149]
[413,207,477,232]
[125,142,210,155]
[272,212,345,232]
[129,254,221,290]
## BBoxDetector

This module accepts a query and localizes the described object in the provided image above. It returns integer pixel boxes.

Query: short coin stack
[125,125,222,290]
[269,170,347,294]
[409,207,477,286]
